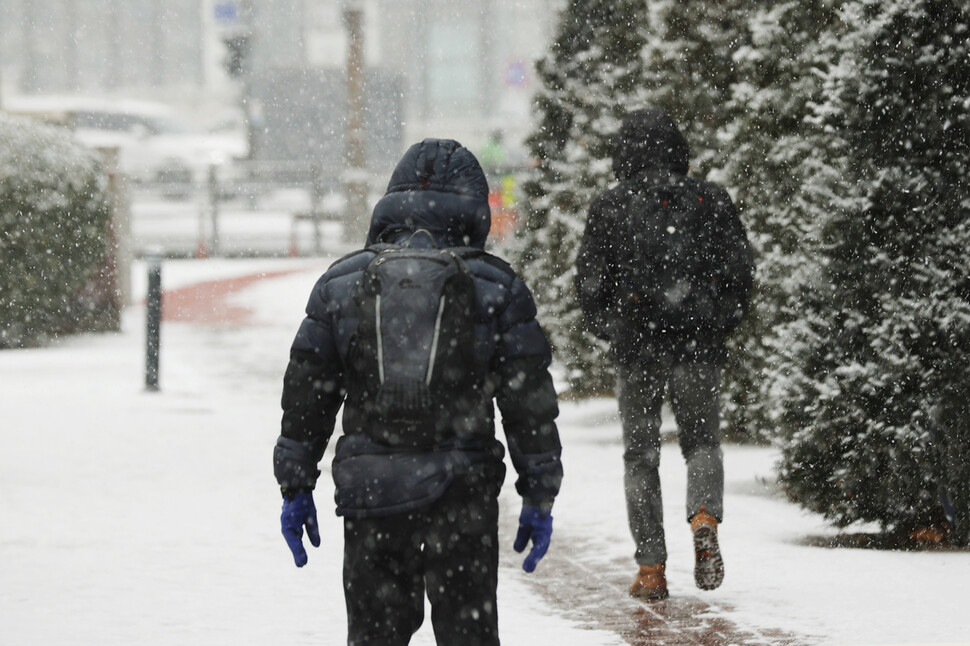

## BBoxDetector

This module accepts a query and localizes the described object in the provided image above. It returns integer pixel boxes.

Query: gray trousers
[616,359,724,565]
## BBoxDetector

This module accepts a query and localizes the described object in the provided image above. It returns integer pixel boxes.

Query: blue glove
[513,504,553,573]
[281,491,320,567]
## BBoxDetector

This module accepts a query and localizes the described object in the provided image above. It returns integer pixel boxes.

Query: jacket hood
[365,138,491,248]
[612,108,690,181]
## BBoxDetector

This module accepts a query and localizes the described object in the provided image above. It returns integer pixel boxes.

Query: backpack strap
[362,243,396,254]
[362,242,485,265]
[448,247,485,262]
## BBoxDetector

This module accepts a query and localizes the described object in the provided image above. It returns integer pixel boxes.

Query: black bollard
[145,254,162,391]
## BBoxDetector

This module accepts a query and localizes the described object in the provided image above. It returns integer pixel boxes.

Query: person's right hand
[513,504,553,573]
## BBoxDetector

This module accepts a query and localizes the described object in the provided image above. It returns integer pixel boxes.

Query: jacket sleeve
[574,192,619,340]
[712,187,755,335]
[274,279,345,494]
[492,274,563,508]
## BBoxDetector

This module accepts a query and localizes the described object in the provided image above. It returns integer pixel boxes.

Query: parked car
[3,95,249,185]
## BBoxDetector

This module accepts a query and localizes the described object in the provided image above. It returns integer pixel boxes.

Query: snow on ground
[1,257,966,646]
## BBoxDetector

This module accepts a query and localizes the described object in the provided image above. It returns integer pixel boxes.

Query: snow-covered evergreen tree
[777,0,970,535]
[641,0,750,177]
[510,0,651,394]
[717,1,845,442]
[624,0,767,438]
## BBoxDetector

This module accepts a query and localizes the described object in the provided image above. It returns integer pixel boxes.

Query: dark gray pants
[616,359,723,565]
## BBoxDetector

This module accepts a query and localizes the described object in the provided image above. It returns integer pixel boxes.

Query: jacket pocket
[331,434,455,518]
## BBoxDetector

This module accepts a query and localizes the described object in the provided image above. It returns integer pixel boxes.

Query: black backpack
[348,234,481,447]
[620,182,720,332]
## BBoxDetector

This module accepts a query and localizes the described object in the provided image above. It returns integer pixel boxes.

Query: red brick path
[161,269,306,326]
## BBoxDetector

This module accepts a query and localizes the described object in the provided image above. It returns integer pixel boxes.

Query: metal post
[22,0,41,92]
[65,0,80,92]
[145,254,163,391]
[311,163,324,254]
[240,0,258,162]
[208,164,221,256]
[342,2,369,244]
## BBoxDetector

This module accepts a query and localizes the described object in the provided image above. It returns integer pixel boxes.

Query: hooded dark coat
[575,108,754,364]
[274,139,562,518]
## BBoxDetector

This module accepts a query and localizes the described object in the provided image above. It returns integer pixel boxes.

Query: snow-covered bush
[0,113,113,348]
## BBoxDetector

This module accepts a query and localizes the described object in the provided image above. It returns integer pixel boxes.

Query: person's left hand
[513,503,553,573]
[281,491,320,567]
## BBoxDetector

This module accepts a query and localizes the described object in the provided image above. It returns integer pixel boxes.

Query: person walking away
[574,107,754,600]
[273,138,564,644]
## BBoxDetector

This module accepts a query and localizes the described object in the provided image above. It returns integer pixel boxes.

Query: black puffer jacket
[275,139,562,517]
[575,108,754,364]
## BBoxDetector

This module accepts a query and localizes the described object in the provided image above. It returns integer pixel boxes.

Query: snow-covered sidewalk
[1,257,965,646]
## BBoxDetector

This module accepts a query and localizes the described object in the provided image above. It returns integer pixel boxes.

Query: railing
[128,160,389,258]
[127,159,528,258]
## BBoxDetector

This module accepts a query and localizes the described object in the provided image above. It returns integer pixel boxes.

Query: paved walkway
[497,523,809,646]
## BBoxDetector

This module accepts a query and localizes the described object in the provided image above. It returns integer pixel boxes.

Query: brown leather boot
[691,506,724,590]
[629,563,669,600]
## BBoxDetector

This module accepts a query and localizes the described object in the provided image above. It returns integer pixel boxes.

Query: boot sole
[693,526,724,590]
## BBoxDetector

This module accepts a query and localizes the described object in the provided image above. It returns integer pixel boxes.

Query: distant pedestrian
[575,108,754,600]
[478,129,508,177]
[273,138,563,644]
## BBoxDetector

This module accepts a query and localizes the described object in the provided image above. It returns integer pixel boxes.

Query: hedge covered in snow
[0,113,114,348]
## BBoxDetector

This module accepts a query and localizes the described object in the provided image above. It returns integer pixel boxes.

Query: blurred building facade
[0,0,561,163]
[0,0,206,97]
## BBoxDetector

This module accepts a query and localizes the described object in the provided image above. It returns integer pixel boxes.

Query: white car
[4,95,248,185]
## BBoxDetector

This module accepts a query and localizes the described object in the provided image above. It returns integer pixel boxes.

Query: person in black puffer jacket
[274,138,563,645]
[575,108,753,601]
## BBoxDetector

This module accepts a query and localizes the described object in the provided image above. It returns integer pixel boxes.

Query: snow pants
[616,359,724,565]
[342,468,501,646]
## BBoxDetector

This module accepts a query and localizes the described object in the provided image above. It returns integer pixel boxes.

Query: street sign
[504,59,527,88]
[214,2,239,26]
